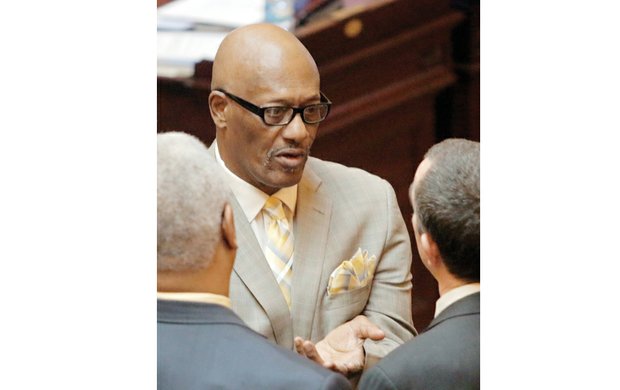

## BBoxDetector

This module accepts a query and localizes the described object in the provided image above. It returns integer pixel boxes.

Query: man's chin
[262,171,304,192]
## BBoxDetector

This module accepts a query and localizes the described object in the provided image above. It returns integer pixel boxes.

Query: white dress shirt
[157,292,232,308]
[434,283,480,318]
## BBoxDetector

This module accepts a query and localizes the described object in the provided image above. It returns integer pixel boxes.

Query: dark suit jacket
[158,299,351,390]
[359,293,480,390]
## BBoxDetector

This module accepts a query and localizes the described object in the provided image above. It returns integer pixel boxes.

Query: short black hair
[414,138,480,282]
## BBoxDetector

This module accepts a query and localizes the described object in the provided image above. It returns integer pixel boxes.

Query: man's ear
[209,90,228,129]
[221,203,237,250]
[420,232,442,269]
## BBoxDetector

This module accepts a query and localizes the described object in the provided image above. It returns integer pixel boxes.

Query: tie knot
[263,197,286,221]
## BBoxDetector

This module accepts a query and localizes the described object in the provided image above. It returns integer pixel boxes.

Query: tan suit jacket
[212,148,416,369]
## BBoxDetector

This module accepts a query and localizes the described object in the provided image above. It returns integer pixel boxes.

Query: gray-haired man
[157,131,351,390]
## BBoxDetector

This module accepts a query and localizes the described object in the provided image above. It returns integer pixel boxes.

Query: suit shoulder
[159,310,351,390]
[399,314,480,358]
[306,157,391,191]
[367,317,480,389]
[359,364,399,390]
[234,327,352,388]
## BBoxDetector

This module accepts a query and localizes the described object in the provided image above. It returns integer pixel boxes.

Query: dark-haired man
[360,138,480,390]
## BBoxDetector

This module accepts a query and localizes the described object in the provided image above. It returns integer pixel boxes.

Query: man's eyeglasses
[215,89,332,126]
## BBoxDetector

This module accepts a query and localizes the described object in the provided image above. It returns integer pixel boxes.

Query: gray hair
[413,138,480,282]
[157,132,231,271]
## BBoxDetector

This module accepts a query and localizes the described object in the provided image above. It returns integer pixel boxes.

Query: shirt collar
[434,283,480,318]
[214,141,297,220]
[156,292,232,308]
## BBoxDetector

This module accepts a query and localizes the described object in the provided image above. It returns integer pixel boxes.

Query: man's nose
[281,112,310,143]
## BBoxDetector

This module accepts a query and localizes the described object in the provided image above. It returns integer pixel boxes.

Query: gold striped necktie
[262,196,294,309]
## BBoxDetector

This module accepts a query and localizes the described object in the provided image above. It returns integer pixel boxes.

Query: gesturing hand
[294,315,385,375]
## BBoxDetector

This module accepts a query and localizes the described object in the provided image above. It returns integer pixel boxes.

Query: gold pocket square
[327,248,377,296]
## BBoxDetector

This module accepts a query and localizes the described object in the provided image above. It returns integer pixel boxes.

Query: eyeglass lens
[263,104,329,125]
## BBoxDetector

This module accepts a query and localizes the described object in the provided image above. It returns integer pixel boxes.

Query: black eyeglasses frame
[214,88,332,126]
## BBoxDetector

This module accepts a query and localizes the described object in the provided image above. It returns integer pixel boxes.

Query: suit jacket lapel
[291,163,332,340]
[229,197,294,346]
[207,144,293,347]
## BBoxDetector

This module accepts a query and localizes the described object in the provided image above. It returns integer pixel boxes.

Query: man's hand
[294,315,385,375]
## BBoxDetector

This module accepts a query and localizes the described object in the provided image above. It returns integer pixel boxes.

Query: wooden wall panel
[157,0,465,331]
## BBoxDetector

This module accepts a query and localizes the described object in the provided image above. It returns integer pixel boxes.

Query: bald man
[207,24,416,378]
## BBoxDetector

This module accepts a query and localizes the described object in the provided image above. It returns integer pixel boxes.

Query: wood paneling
[158,0,465,331]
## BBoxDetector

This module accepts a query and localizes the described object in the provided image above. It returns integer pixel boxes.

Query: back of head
[157,132,230,271]
[413,138,480,282]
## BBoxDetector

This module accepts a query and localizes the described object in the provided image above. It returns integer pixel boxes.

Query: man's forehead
[215,33,317,94]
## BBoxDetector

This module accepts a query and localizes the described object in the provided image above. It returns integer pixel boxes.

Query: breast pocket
[325,284,371,312]
[320,285,372,333]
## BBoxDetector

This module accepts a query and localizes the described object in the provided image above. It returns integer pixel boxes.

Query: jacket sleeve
[362,179,416,370]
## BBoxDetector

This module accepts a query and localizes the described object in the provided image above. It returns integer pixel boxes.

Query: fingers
[362,325,385,340]
[294,337,306,356]
[332,361,362,376]
[295,337,328,367]
[352,315,385,341]
[302,340,324,364]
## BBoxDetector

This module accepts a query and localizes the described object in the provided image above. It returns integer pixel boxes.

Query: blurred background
[157,0,480,330]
